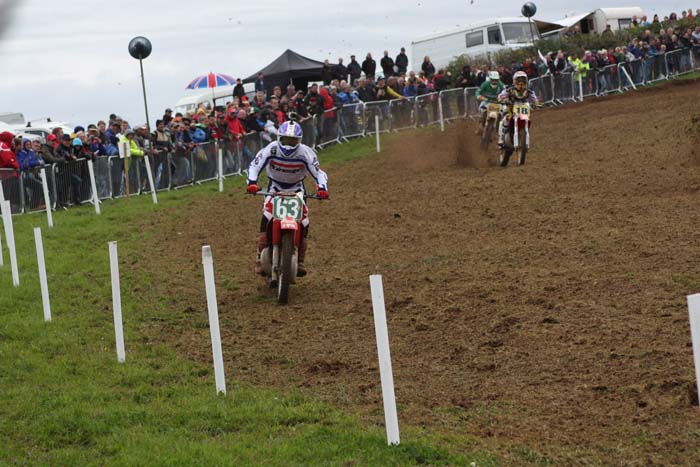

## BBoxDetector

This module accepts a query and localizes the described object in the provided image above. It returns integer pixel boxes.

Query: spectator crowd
[2,7,700,210]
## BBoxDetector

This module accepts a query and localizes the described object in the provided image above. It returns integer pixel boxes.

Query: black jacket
[335,63,349,81]
[395,53,409,72]
[321,64,334,85]
[233,83,245,99]
[347,60,362,81]
[380,56,395,76]
[361,58,376,78]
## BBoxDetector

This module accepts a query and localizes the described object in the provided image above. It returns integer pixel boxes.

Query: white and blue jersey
[247,142,328,193]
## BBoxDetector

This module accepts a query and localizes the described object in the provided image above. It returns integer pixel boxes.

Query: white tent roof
[552,12,593,28]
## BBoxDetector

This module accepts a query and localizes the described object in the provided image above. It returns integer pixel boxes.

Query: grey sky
[0,0,691,127]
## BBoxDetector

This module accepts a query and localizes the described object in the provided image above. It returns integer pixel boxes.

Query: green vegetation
[0,143,484,466]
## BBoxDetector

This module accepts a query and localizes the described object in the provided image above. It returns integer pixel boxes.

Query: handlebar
[248,190,328,200]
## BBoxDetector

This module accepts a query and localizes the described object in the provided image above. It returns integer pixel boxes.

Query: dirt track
[139,80,700,465]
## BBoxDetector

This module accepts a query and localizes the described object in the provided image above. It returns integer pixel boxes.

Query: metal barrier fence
[1,169,24,214]
[338,103,365,140]
[364,101,391,134]
[439,88,467,122]
[5,48,700,217]
[53,158,92,207]
[317,108,341,148]
[553,73,575,103]
[415,92,441,127]
[389,97,416,131]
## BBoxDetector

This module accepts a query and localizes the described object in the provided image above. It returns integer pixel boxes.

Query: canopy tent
[243,49,332,95]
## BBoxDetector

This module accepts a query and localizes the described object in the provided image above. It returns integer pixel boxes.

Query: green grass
[0,143,488,466]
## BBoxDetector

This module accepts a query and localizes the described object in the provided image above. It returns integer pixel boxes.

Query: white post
[34,228,51,322]
[143,155,158,204]
[438,95,445,132]
[620,65,637,91]
[0,179,4,202]
[369,274,400,446]
[1,200,19,287]
[87,159,100,215]
[109,241,125,363]
[217,146,224,193]
[0,229,3,267]
[578,73,584,101]
[688,294,700,409]
[39,168,53,228]
[375,114,381,153]
[202,245,226,395]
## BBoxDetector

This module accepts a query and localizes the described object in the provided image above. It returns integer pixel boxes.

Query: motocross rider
[497,70,540,149]
[475,71,505,132]
[246,120,329,277]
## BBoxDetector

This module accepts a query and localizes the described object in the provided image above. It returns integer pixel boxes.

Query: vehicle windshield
[502,22,539,43]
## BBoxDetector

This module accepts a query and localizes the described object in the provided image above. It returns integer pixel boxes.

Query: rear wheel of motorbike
[480,120,495,151]
[277,231,294,304]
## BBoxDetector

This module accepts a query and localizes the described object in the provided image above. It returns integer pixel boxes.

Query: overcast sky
[0,0,691,127]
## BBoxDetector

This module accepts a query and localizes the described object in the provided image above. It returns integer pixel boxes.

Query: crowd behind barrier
[2,9,700,215]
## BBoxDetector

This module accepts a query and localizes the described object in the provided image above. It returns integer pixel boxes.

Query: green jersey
[476,80,505,102]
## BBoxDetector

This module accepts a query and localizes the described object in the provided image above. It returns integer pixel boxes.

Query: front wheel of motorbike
[518,142,527,166]
[480,119,495,151]
[277,230,294,304]
[499,134,513,167]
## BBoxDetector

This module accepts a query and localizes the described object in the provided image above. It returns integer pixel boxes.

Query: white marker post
[39,168,53,228]
[369,274,400,446]
[87,159,100,215]
[1,200,19,287]
[0,179,4,202]
[375,114,381,153]
[438,97,445,132]
[202,245,226,395]
[109,242,125,363]
[620,66,637,91]
[143,155,158,204]
[217,146,224,193]
[688,294,700,409]
[578,73,584,101]
[34,228,51,322]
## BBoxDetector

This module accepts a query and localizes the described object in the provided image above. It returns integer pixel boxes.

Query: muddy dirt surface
[137,80,700,465]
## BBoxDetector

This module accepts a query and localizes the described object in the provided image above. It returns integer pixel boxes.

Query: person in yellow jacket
[568,52,589,78]
[119,129,145,194]
[120,129,144,157]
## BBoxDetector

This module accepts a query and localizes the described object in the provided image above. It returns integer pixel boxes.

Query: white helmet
[277,121,303,157]
[488,71,500,81]
[513,71,528,85]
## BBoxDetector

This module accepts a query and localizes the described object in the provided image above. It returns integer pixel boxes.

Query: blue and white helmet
[277,121,303,157]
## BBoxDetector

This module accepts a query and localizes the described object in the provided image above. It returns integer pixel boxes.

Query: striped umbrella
[185,72,236,89]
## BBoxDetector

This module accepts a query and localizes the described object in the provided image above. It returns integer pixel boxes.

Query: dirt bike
[480,102,502,151]
[250,190,325,304]
[500,102,531,167]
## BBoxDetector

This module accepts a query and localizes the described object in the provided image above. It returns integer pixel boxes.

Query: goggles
[279,136,300,147]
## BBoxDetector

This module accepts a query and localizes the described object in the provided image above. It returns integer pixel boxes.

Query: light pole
[521,2,538,46]
[128,36,153,132]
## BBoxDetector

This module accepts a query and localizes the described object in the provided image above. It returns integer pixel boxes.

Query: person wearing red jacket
[0,131,19,172]
[225,109,246,140]
[0,131,20,204]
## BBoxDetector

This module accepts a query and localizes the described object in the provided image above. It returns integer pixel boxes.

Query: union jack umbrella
[185,72,236,89]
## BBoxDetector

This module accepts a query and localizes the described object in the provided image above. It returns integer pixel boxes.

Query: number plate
[272,196,302,221]
[514,104,530,115]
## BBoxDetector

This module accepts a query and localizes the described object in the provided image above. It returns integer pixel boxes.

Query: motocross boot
[497,118,507,149]
[297,237,308,277]
[254,232,267,275]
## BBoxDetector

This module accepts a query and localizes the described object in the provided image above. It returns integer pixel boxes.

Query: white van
[550,7,645,34]
[412,17,561,69]
[173,83,255,116]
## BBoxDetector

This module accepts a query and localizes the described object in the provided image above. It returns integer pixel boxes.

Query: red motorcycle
[250,190,326,304]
